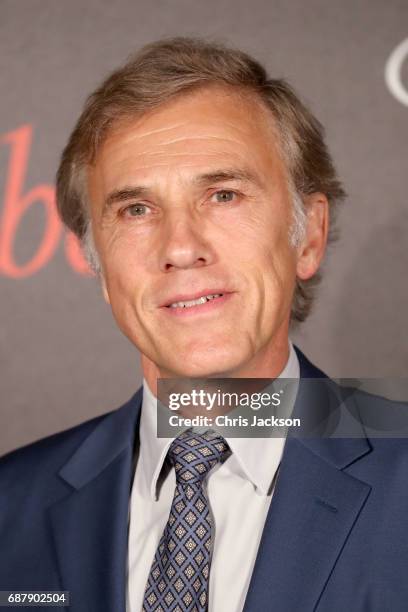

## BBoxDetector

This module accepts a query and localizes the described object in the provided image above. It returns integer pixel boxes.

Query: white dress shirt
[126,342,300,612]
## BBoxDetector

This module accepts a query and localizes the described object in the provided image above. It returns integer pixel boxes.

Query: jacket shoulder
[0,406,118,492]
[353,386,408,449]
[0,389,142,547]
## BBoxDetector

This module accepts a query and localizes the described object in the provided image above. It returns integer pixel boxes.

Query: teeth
[169,294,223,308]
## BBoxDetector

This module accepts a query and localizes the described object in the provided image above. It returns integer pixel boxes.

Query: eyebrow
[102,167,263,217]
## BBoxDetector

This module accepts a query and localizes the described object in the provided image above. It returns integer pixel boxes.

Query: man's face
[88,87,310,378]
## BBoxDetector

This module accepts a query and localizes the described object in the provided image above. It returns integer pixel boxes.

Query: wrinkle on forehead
[130,122,187,137]
[136,147,248,162]
[143,135,245,146]
[129,116,261,141]
[103,123,260,158]
[102,85,277,150]
[89,86,287,203]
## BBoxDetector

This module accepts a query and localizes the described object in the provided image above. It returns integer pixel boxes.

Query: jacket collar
[293,345,371,469]
[48,389,143,611]
[58,346,369,491]
[58,387,143,490]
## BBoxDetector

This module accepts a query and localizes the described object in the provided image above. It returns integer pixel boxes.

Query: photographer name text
[168,414,300,428]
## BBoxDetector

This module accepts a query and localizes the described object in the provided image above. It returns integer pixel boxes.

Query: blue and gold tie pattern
[142,429,230,612]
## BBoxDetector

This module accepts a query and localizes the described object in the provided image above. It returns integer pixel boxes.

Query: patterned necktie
[142,428,230,612]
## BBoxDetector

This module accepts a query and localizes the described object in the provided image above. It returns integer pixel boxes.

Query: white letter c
[385,37,408,107]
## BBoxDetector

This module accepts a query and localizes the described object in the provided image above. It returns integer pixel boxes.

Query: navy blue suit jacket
[1,348,408,611]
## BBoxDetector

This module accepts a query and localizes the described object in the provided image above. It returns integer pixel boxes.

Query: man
[1,37,407,612]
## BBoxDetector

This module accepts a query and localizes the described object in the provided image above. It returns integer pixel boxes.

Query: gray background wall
[1,0,407,456]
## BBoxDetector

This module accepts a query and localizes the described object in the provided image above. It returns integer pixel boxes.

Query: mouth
[167,292,224,308]
[160,290,233,316]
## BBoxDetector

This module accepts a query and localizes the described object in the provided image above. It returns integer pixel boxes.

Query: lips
[160,289,231,309]
[168,293,223,309]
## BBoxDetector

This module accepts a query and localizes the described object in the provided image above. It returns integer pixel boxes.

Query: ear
[100,273,111,305]
[296,193,329,280]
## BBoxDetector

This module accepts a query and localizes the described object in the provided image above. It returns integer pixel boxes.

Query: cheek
[255,233,298,311]
[99,227,146,291]
[243,211,296,277]
[102,252,146,327]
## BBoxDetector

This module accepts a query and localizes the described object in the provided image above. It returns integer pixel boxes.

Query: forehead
[89,85,286,191]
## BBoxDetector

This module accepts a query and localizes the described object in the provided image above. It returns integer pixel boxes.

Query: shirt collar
[139,341,300,500]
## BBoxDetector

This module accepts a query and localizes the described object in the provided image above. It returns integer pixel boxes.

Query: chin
[167,346,246,378]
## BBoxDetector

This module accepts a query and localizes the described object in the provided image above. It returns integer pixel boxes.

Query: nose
[158,211,214,272]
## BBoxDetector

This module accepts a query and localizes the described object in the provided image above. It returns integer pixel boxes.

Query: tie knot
[168,429,230,485]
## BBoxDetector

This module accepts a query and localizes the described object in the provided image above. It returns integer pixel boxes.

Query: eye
[211,190,237,203]
[121,203,150,217]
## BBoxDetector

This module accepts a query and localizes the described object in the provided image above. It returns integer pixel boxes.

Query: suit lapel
[48,390,142,612]
[242,436,371,612]
[243,348,372,612]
